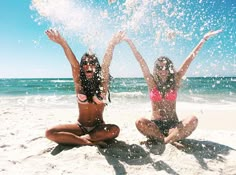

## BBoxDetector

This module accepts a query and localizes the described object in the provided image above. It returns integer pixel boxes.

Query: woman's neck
[158,76,167,84]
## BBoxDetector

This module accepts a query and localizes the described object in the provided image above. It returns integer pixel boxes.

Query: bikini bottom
[77,121,103,134]
[151,119,181,136]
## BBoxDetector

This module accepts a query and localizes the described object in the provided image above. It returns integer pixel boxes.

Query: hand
[123,36,132,43]
[45,29,65,45]
[92,95,106,105]
[120,34,133,44]
[203,29,223,40]
[110,31,126,46]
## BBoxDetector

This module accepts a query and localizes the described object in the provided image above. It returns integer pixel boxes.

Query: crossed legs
[45,123,120,146]
[135,116,198,145]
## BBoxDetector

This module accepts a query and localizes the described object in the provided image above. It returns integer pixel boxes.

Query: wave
[50,80,74,83]
[111,91,146,98]
[231,79,236,82]
[1,95,235,112]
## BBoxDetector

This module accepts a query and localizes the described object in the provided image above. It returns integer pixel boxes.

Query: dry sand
[0,102,236,175]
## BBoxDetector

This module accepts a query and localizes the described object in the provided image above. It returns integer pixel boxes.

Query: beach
[1,0,235,174]
[0,95,236,175]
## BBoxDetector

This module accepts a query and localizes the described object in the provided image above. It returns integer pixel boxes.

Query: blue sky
[0,0,235,78]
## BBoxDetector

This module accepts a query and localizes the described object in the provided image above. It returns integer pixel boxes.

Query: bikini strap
[77,94,88,103]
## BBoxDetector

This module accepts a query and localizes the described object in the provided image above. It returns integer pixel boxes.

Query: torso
[78,103,105,127]
[149,81,179,121]
[148,73,182,121]
[151,100,177,121]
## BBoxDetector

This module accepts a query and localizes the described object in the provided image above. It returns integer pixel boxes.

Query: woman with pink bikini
[123,30,222,148]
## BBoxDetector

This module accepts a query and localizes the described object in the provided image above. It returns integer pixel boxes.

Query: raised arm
[101,31,125,95]
[124,38,155,89]
[177,29,222,79]
[45,29,81,94]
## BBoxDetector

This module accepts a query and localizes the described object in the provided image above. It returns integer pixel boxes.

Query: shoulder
[174,73,183,89]
[175,72,182,82]
[146,74,156,89]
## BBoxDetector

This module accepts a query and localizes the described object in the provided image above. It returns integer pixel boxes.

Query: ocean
[0,77,235,108]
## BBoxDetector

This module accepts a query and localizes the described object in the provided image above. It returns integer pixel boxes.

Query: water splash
[30,0,235,77]
[30,0,198,48]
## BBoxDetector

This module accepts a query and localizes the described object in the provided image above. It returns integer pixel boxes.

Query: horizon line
[0,76,235,79]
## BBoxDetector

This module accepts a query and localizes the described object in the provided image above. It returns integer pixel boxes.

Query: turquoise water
[0,77,235,104]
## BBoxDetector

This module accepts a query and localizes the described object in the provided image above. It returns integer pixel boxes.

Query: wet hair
[153,56,177,96]
[79,53,111,103]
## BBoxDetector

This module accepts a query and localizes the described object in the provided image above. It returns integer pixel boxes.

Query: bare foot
[92,141,108,148]
[140,139,163,146]
[141,139,165,155]
[171,141,186,150]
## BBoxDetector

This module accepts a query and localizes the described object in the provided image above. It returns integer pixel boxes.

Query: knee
[191,115,198,127]
[135,117,147,129]
[109,125,120,138]
[186,115,198,129]
[45,128,55,139]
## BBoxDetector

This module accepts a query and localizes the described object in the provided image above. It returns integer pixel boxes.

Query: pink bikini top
[150,87,177,102]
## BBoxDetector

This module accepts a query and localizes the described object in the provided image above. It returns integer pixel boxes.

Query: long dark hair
[80,53,103,103]
[153,56,177,97]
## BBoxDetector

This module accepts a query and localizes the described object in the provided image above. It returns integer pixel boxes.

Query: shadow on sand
[178,139,235,170]
[50,139,179,175]
[98,139,179,175]
[50,144,80,156]
[49,138,235,175]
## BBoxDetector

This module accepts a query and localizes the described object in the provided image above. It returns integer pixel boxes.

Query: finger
[45,29,52,34]
[118,31,126,39]
[120,31,125,36]
[46,29,54,35]
[49,29,57,36]
[56,30,60,36]
[212,29,223,35]
[45,31,52,38]
[46,31,53,37]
